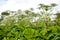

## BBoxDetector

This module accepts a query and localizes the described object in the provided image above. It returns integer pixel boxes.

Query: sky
[0,0,60,13]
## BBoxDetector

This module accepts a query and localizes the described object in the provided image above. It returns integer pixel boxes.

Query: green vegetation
[0,3,60,40]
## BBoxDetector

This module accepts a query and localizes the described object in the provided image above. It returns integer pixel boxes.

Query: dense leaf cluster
[0,20,60,40]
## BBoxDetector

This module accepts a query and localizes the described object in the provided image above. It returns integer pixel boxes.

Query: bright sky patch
[0,0,60,13]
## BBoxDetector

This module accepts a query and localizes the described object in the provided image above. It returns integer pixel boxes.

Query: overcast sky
[0,0,60,13]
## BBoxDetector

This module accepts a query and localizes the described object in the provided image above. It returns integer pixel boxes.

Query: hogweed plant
[0,3,60,40]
